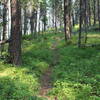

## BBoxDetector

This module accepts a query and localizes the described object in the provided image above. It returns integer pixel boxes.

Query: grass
[0,29,100,100]
[0,34,54,100]
[47,31,100,100]
[49,45,100,100]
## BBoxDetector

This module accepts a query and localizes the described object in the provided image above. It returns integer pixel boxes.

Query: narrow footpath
[39,37,60,100]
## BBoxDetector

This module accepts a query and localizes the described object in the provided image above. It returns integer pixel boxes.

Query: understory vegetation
[0,29,100,100]
[0,0,100,99]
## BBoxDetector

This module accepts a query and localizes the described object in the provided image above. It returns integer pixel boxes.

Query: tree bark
[64,0,72,41]
[1,0,8,53]
[30,10,37,38]
[78,0,83,47]
[97,0,100,29]
[34,12,37,37]
[88,0,91,26]
[3,0,8,41]
[93,0,96,26]
[8,0,22,66]
[24,7,28,35]
[30,10,35,35]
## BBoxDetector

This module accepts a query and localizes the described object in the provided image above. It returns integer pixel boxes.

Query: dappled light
[0,0,100,99]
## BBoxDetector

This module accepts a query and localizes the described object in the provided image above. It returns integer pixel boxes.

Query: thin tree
[3,0,8,41]
[88,0,91,26]
[78,0,83,47]
[1,0,8,54]
[24,7,28,35]
[93,0,96,26]
[97,0,100,29]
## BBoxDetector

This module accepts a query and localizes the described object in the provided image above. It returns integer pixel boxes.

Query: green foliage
[0,66,39,100]
[42,31,100,100]
[0,30,100,99]
[49,42,100,99]
[0,34,53,100]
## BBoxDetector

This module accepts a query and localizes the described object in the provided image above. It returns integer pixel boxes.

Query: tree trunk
[93,0,96,26]
[83,0,88,43]
[72,10,75,27]
[88,0,91,26]
[3,0,8,40]
[24,7,28,35]
[43,10,46,31]
[78,0,83,47]
[30,10,37,38]
[38,10,40,33]
[8,0,22,66]
[97,0,100,29]
[30,10,34,35]
[64,0,72,41]
[34,12,37,38]
[1,0,8,53]
[55,17,57,31]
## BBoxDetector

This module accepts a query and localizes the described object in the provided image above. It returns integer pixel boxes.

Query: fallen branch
[0,40,10,45]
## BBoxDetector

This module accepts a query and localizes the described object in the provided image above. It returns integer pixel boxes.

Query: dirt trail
[39,68,52,100]
[39,37,60,100]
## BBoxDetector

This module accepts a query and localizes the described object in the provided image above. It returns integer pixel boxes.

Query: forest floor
[39,36,60,100]
[0,30,100,100]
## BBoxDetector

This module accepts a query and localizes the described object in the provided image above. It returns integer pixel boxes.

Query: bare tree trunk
[52,8,55,28]
[30,10,37,38]
[1,0,8,53]
[93,0,96,26]
[38,11,40,34]
[97,0,100,29]
[24,7,28,35]
[84,0,88,43]
[3,0,8,40]
[8,0,22,66]
[55,19,57,31]
[64,0,72,41]
[34,11,37,38]
[72,10,75,27]
[78,0,83,47]
[30,10,34,35]
[88,0,91,26]
[43,10,46,31]
[38,8,40,35]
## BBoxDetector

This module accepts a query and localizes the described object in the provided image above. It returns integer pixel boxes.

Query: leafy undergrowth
[0,62,39,100]
[48,32,100,100]
[0,31,100,100]
[0,34,54,100]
